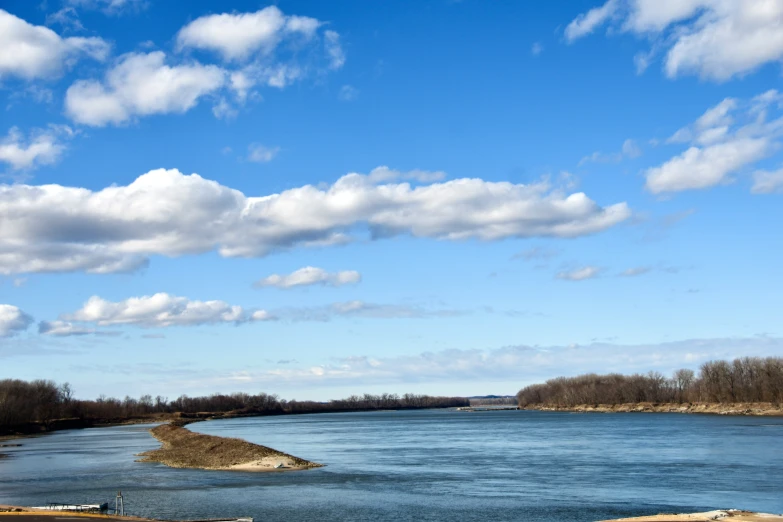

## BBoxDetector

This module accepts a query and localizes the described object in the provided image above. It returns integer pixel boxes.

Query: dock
[0,505,252,522]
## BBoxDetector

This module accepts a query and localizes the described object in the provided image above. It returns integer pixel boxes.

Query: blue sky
[1,0,782,401]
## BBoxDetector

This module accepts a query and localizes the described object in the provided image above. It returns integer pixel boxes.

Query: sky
[1,0,782,401]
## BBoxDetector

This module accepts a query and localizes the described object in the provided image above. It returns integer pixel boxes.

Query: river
[1,410,782,521]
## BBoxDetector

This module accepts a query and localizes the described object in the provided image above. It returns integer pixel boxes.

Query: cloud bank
[0,167,630,274]
[169,336,783,390]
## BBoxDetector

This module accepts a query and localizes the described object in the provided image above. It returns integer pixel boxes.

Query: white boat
[274,463,285,469]
[32,503,109,512]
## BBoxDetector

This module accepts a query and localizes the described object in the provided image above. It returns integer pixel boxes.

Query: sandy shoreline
[137,423,323,472]
[520,402,783,416]
[600,510,783,521]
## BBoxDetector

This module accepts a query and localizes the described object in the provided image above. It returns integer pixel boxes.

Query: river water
[1,410,781,522]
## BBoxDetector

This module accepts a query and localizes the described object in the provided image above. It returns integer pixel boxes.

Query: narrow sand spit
[521,402,783,416]
[600,510,783,521]
[137,423,322,472]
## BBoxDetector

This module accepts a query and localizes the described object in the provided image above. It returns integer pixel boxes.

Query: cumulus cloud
[38,320,96,336]
[751,167,783,194]
[0,126,75,171]
[0,9,110,81]
[565,0,620,42]
[556,266,602,281]
[565,0,783,81]
[0,304,34,337]
[579,138,642,166]
[0,166,630,274]
[61,293,273,328]
[176,6,321,61]
[65,51,226,126]
[247,144,280,163]
[255,266,361,289]
[172,6,344,102]
[645,91,783,193]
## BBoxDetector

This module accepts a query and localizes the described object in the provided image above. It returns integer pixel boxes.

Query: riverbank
[519,402,783,416]
[601,509,783,521]
[137,423,323,472]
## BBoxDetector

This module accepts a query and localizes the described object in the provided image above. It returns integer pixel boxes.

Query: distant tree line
[469,396,517,406]
[516,357,783,408]
[0,379,468,433]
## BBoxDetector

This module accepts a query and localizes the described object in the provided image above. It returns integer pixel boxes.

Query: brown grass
[137,423,322,471]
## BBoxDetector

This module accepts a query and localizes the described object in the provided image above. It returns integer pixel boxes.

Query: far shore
[519,401,783,416]
[136,422,323,472]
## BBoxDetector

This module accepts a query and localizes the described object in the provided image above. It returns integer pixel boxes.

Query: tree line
[0,378,468,432]
[516,357,783,408]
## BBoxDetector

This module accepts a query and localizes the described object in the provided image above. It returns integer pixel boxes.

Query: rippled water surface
[1,410,782,521]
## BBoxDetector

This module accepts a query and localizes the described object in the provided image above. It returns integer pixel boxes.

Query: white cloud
[339,84,358,101]
[211,98,237,120]
[620,266,651,277]
[646,139,771,193]
[565,0,783,81]
[62,293,272,328]
[8,85,55,106]
[645,92,783,193]
[579,138,642,165]
[0,9,110,81]
[0,166,630,274]
[621,138,642,158]
[0,125,74,170]
[0,244,148,275]
[167,7,342,109]
[256,266,361,289]
[247,144,280,163]
[65,51,226,126]
[176,6,321,62]
[565,0,620,42]
[273,301,463,322]
[186,336,783,390]
[324,30,345,70]
[531,42,544,56]
[752,167,783,194]
[556,266,602,281]
[46,7,84,31]
[0,304,33,337]
[38,320,95,336]
[67,0,147,15]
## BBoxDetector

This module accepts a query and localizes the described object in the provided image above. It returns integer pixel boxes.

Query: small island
[137,423,323,472]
